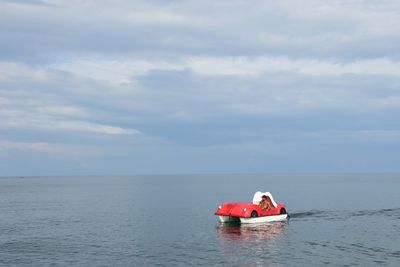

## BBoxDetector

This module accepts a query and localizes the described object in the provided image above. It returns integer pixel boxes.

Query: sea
[0,174,399,266]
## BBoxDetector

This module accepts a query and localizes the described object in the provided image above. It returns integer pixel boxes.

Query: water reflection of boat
[216,221,287,242]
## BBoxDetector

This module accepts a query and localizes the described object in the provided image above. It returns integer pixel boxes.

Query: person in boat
[259,195,271,211]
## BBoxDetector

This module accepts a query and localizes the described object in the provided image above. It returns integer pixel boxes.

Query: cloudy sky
[1,0,400,175]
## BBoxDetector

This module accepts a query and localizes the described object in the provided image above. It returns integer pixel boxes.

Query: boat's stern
[217,215,240,223]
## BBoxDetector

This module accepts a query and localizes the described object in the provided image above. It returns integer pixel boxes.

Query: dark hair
[261,195,267,199]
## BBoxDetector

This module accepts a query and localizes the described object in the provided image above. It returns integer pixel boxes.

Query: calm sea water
[1,174,399,266]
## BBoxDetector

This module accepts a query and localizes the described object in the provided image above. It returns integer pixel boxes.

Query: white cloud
[0,62,50,81]
[51,59,184,85]
[56,121,140,135]
[0,62,140,135]
[0,96,11,105]
[0,92,139,135]
[40,55,400,118]
[36,105,89,117]
[50,56,400,86]
[0,141,56,154]
[0,140,104,157]
[0,108,140,135]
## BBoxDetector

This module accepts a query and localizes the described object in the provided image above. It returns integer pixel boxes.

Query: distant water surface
[0,174,399,266]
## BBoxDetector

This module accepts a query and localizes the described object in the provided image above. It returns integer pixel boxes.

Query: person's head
[261,195,267,200]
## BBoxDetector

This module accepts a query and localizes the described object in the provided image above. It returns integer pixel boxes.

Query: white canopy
[252,191,277,207]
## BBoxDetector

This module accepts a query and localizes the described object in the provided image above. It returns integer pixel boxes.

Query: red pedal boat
[215,191,289,224]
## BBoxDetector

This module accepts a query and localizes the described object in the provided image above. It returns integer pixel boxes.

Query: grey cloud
[2,59,400,138]
[1,0,399,63]
[0,0,51,6]
[1,0,400,174]
[132,68,400,118]
[0,65,140,136]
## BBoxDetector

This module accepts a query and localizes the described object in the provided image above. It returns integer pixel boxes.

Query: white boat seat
[252,191,277,208]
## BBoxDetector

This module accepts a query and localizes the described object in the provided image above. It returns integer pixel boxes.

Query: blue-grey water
[1,174,399,266]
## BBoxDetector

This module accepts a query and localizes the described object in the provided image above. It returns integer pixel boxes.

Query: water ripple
[290,207,400,221]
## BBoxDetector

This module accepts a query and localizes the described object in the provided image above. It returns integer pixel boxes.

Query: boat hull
[218,215,240,223]
[218,214,288,224]
[240,214,288,224]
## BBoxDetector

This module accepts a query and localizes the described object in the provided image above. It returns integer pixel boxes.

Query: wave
[289,210,330,218]
[351,207,400,218]
[290,207,400,220]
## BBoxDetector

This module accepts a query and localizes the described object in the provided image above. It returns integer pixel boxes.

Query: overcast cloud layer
[1,0,400,175]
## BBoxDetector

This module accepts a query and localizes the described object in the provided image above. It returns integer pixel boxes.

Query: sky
[1,0,400,175]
